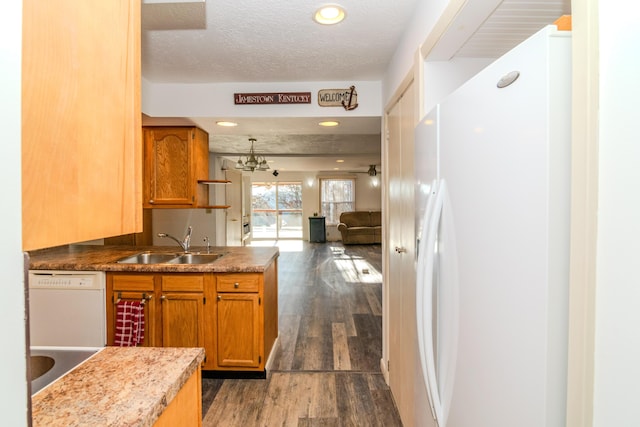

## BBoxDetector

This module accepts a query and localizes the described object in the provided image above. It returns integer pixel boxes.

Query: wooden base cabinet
[106,273,208,351]
[154,367,202,427]
[107,274,158,347]
[160,275,206,349]
[206,261,279,372]
[215,291,261,368]
[107,260,278,374]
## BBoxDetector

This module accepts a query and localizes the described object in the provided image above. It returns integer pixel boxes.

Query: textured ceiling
[141,0,570,172]
[142,0,420,84]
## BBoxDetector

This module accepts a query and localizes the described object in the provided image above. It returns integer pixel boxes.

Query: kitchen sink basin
[116,252,181,264]
[165,253,225,264]
[30,347,101,395]
[30,356,55,381]
[115,251,225,265]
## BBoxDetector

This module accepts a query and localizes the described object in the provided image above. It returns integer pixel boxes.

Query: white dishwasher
[29,270,106,347]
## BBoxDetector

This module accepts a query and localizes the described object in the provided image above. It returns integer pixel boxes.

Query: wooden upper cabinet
[143,127,210,208]
[21,0,142,251]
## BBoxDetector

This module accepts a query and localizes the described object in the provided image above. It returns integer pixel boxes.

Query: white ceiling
[141,0,570,173]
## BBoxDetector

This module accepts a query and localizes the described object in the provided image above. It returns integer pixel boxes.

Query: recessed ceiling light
[314,5,346,25]
[216,121,238,127]
[336,159,344,163]
[319,121,340,127]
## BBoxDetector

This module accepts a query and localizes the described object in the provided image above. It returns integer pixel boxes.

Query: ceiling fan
[348,165,380,176]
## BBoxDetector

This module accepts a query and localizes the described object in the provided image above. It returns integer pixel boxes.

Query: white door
[225,169,243,246]
[386,79,433,426]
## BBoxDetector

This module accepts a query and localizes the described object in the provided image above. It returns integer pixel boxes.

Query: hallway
[201,241,403,426]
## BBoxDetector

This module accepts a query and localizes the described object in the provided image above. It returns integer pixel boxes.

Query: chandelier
[234,138,270,172]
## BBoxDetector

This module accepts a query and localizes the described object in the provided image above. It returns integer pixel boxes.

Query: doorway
[251,182,303,240]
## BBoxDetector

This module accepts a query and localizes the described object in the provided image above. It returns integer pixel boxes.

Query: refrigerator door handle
[416,180,446,425]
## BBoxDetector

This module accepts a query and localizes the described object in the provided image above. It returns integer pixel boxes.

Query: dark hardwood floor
[202,241,403,426]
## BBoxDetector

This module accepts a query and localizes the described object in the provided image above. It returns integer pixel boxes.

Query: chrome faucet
[157,226,192,252]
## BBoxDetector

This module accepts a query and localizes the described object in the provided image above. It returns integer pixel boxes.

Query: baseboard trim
[380,357,390,384]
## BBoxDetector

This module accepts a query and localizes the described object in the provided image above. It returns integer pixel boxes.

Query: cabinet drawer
[111,274,155,292]
[216,274,260,293]
[161,275,204,292]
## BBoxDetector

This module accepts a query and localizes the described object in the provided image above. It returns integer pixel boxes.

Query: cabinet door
[107,291,157,347]
[162,292,205,348]
[144,127,194,206]
[216,293,261,368]
[143,127,209,208]
[107,274,157,347]
[22,0,141,250]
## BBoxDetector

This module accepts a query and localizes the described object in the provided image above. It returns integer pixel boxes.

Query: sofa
[337,211,382,244]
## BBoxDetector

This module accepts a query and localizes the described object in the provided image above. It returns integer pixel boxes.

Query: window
[320,178,355,225]
[252,182,303,239]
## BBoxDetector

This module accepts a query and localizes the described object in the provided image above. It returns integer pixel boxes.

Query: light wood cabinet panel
[216,273,260,293]
[215,293,261,368]
[22,0,141,251]
[106,274,158,347]
[161,292,205,348]
[143,127,209,208]
[106,262,278,374]
[107,272,205,349]
[211,262,278,372]
[162,274,205,292]
[154,368,202,427]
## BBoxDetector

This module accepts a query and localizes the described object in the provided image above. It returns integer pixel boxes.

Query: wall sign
[318,85,358,110]
[234,92,311,105]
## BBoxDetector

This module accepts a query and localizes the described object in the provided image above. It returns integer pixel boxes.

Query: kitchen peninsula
[31,347,205,427]
[29,244,279,374]
[28,244,278,274]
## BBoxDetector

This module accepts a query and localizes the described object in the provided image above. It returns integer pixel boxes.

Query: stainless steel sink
[115,251,225,265]
[30,355,55,381]
[165,253,225,264]
[30,347,101,395]
[116,252,180,264]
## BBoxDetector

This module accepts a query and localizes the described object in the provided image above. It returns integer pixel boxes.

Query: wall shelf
[199,180,231,208]
[198,180,231,185]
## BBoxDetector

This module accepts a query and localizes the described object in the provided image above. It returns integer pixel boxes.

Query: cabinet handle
[395,246,407,253]
[234,282,240,288]
[149,199,154,204]
[217,295,222,301]
[160,295,166,300]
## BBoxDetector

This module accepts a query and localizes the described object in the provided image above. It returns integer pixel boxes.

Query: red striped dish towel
[114,300,145,346]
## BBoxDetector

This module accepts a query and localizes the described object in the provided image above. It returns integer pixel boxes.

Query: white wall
[592,1,640,424]
[382,0,448,103]
[1,1,29,424]
[152,209,218,248]
[142,79,382,119]
[355,175,382,211]
[151,153,225,249]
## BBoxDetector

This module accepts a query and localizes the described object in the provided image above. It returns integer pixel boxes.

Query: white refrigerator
[414,25,571,427]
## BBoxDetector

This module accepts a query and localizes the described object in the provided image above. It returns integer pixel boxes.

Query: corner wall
[1,1,29,424]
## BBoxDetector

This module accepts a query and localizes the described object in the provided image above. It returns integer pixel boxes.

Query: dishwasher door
[29,271,106,347]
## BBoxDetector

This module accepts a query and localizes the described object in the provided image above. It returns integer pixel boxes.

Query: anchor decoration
[342,85,358,111]
[317,86,359,110]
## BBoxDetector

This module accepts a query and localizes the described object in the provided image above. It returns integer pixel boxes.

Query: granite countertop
[31,347,205,427]
[28,244,279,273]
